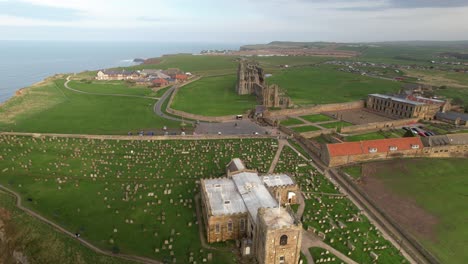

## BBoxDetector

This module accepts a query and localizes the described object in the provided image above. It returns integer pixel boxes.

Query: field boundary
[266,101,365,117]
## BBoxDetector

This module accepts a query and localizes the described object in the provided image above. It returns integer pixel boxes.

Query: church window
[227,220,233,232]
[279,256,285,264]
[215,223,220,233]
[240,219,245,231]
[280,235,288,246]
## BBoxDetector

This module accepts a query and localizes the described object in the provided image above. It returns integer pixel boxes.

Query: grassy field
[280,117,305,126]
[320,121,353,129]
[291,125,321,133]
[171,75,257,116]
[0,192,135,264]
[68,80,159,97]
[267,65,401,105]
[0,78,181,134]
[274,146,408,263]
[309,248,341,264]
[300,114,334,123]
[0,135,278,263]
[347,159,468,263]
[344,129,406,142]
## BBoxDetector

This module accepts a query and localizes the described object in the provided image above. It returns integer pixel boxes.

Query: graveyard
[0,135,277,263]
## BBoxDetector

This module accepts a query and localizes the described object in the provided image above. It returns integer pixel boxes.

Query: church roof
[203,178,246,216]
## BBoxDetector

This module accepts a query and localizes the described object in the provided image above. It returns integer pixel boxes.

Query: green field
[267,65,401,105]
[280,117,305,126]
[0,78,181,134]
[320,121,353,129]
[0,192,134,264]
[171,75,257,116]
[68,80,158,97]
[0,135,278,263]
[291,125,321,133]
[300,114,334,123]
[344,129,406,142]
[348,159,468,263]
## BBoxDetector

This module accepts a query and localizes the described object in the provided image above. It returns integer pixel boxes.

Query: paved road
[152,85,196,124]
[0,184,162,264]
[64,76,160,100]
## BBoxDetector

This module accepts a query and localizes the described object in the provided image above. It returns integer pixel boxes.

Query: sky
[0,0,468,43]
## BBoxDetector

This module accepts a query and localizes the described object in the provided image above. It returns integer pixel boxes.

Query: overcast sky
[1,0,468,43]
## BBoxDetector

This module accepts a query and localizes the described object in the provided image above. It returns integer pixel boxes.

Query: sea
[0,41,242,103]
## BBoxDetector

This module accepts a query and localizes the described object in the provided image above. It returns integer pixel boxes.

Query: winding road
[0,184,162,264]
[152,85,195,124]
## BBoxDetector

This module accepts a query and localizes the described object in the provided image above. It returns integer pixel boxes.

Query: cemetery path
[0,184,163,264]
[64,76,161,100]
[301,230,359,264]
[268,139,286,173]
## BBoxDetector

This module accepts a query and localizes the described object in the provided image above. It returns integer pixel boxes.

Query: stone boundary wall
[266,100,365,118]
[340,118,420,134]
[166,77,240,122]
[0,132,277,141]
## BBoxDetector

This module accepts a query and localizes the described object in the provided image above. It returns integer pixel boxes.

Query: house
[96,69,139,81]
[321,137,424,167]
[435,111,468,127]
[152,78,169,87]
[175,74,188,82]
[163,68,183,78]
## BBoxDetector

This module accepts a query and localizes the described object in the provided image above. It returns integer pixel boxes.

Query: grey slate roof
[436,111,468,122]
[369,94,425,106]
[446,134,468,145]
[203,178,246,216]
[261,174,294,187]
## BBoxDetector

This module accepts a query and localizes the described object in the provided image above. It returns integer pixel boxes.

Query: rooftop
[232,172,278,222]
[203,178,246,216]
[261,174,294,187]
[369,94,425,106]
[327,137,424,157]
[261,207,295,229]
[436,111,468,122]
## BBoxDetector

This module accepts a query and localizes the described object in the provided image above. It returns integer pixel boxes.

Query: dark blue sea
[0,41,242,103]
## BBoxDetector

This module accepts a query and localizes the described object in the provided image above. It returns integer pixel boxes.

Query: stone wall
[267,184,300,205]
[340,118,419,134]
[266,100,365,118]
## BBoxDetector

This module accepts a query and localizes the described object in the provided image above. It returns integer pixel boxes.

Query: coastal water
[0,41,242,103]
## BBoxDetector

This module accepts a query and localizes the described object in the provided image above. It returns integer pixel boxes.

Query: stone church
[200,159,302,264]
[237,60,292,109]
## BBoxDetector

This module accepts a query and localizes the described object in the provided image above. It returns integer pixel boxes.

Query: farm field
[0,192,134,264]
[300,114,334,123]
[347,158,468,264]
[267,65,401,105]
[0,135,279,263]
[291,125,321,133]
[171,75,257,116]
[274,146,408,264]
[0,78,181,134]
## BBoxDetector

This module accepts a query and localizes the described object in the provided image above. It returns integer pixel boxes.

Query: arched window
[280,235,288,246]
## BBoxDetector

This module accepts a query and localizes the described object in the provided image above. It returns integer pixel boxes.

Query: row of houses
[96,68,191,87]
[321,133,468,167]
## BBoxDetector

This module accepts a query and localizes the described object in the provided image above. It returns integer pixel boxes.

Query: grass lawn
[280,117,305,126]
[0,192,135,264]
[291,125,321,133]
[171,75,257,116]
[300,114,334,123]
[359,158,468,264]
[309,248,341,264]
[341,165,362,179]
[267,65,401,105]
[320,121,353,129]
[0,135,278,263]
[345,131,387,141]
[69,80,157,97]
[0,78,181,134]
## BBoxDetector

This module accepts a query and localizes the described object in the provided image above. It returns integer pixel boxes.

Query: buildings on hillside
[200,158,302,264]
[96,68,190,87]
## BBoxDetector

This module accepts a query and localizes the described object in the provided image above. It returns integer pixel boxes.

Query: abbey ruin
[237,60,292,108]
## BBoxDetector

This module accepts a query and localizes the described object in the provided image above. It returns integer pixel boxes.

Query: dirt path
[268,139,287,173]
[0,184,162,264]
[301,230,359,264]
[64,76,160,100]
